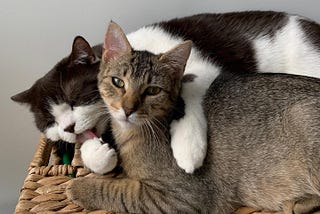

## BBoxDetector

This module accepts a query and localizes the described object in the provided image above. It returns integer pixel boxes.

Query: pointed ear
[11,89,32,104]
[103,21,132,62]
[159,40,192,80]
[71,36,99,65]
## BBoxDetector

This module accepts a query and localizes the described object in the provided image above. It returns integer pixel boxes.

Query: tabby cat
[12,11,320,174]
[67,22,320,214]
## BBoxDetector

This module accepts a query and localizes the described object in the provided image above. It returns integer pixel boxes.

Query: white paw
[45,124,77,143]
[170,113,207,173]
[80,138,118,174]
[58,127,76,143]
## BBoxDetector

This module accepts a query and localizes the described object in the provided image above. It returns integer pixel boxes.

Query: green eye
[145,86,162,96]
[112,77,125,88]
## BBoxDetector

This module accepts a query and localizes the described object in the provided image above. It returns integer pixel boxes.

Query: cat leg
[80,138,117,174]
[170,99,207,173]
[282,201,294,214]
[235,207,261,214]
[293,196,320,214]
[250,198,320,214]
[66,177,197,213]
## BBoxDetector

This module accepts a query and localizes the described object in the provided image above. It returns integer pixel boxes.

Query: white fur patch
[44,124,60,142]
[51,103,75,131]
[80,138,118,174]
[45,101,105,143]
[254,15,320,78]
[128,27,221,173]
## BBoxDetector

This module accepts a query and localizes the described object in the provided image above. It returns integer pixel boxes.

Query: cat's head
[11,36,108,143]
[98,22,191,129]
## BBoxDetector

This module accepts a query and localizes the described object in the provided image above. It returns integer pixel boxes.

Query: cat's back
[202,73,320,212]
[203,72,320,160]
[204,72,320,116]
[203,72,320,178]
[157,11,288,40]
[130,11,290,73]
[128,11,289,54]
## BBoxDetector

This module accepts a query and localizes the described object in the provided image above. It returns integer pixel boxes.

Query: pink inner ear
[103,49,118,62]
[103,37,126,62]
[103,22,132,62]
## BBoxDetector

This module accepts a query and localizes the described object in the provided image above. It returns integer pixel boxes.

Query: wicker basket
[14,135,113,214]
[14,136,320,214]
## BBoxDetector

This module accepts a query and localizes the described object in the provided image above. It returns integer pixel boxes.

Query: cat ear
[103,21,132,62]
[71,36,99,65]
[159,40,192,80]
[11,89,32,104]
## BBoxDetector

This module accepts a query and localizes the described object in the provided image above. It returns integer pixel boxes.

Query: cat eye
[145,86,162,96]
[112,77,125,88]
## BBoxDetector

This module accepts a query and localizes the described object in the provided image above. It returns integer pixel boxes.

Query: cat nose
[123,107,134,117]
[64,123,75,133]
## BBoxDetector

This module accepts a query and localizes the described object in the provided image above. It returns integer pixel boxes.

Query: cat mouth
[76,128,98,143]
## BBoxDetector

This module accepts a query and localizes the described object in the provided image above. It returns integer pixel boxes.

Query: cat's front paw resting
[170,115,207,173]
[66,177,98,210]
[81,138,118,174]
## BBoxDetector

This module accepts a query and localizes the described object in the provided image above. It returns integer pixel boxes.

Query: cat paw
[170,115,207,173]
[293,196,320,214]
[45,124,77,143]
[81,138,118,174]
[66,177,97,210]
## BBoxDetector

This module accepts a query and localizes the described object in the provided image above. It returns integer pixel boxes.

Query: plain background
[1,0,320,212]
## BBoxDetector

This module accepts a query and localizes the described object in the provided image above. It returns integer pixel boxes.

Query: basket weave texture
[14,136,320,214]
[14,135,113,214]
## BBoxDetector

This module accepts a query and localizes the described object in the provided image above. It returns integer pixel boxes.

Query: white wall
[1,0,319,212]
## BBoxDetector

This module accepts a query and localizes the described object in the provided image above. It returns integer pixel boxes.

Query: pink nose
[64,123,75,133]
[124,107,134,117]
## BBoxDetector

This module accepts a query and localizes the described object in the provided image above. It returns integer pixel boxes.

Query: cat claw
[80,138,118,174]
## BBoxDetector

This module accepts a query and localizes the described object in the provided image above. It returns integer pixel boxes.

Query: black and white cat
[12,11,320,174]
[12,37,104,141]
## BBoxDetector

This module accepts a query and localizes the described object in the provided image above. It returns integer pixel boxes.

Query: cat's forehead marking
[104,51,157,82]
[130,51,157,79]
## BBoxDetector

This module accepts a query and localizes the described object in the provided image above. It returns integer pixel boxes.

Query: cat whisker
[143,121,156,143]
[151,118,169,142]
[151,117,168,131]
[135,115,164,145]
[145,119,163,146]
[140,122,151,143]
[140,119,153,143]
